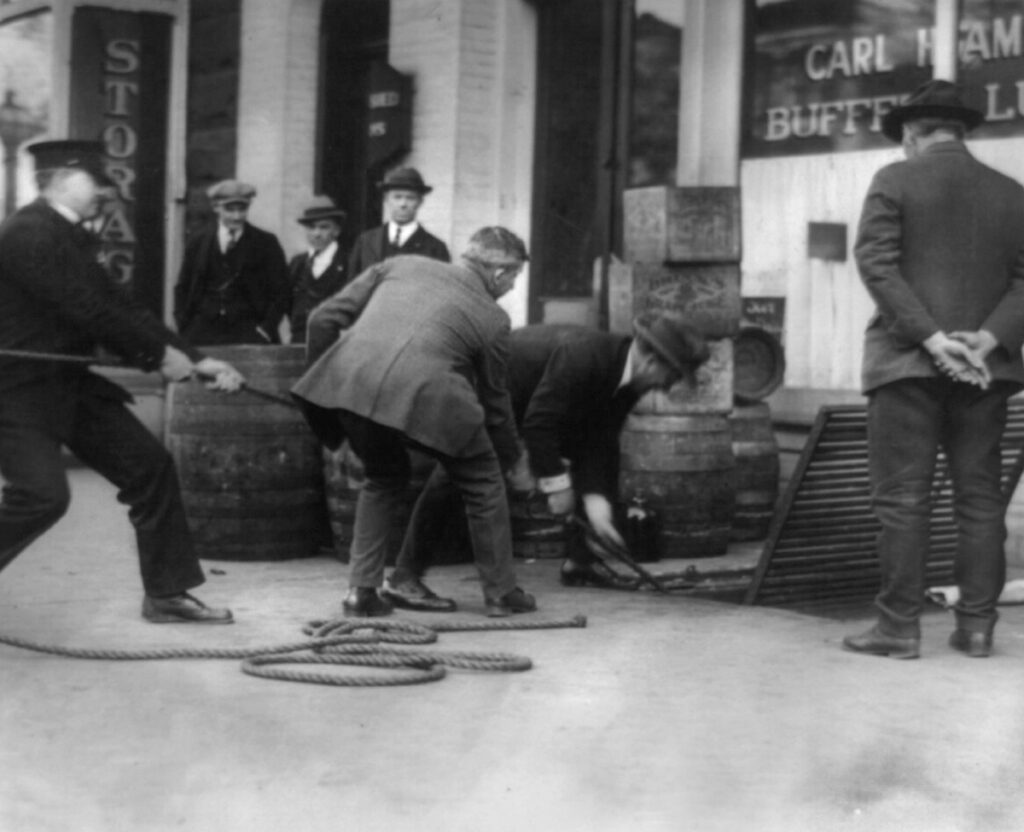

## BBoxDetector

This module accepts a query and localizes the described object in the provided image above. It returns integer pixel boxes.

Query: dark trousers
[338,411,517,600]
[868,378,1011,637]
[0,378,205,597]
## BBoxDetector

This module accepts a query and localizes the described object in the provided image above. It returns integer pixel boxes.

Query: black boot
[342,587,393,617]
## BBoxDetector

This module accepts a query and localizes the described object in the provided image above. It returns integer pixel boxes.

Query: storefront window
[629,0,683,186]
[743,0,935,158]
[0,11,52,218]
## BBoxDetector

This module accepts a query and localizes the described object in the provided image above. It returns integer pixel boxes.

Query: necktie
[225,230,239,253]
[392,226,402,247]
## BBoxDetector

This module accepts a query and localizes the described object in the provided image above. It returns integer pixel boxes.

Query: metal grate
[744,403,1024,608]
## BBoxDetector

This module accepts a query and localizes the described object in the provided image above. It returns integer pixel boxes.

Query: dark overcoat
[0,198,198,408]
[508,325,634,497]
[855,142,1024,392]
[173,222,290,342]
[347,225,450,276]
[287,246,348,344]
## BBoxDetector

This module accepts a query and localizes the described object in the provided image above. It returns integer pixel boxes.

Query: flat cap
[207,179,257,205]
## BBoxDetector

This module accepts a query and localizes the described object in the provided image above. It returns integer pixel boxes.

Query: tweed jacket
[855,141,1024,393]
[173,221,290,341]
[509,325,634,497]
[0,198,199,403]
[287,245,348,344]
[292,255,518,466]
[347,224,450,276]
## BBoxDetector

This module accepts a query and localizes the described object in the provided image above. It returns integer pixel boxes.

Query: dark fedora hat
[378,166,433,194]
[26,140,115,187]
[297,195,347,226]
[633,311,710,381]
[881,80,984,142]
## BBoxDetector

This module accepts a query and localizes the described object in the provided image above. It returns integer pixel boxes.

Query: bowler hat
[633,311,710,381]
[297,195,347,226]
[881,80,984,142]
[207,179,257,206]
[26,140,115,187]
[378,167,433,194]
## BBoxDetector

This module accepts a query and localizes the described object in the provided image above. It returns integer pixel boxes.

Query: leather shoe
[485,587,537,618]
[381,576,456,612]
[560,558,639,590]
[949,628,993,658]
[842,625,919,659]
[342,587,393,618]
[142,592,233,624]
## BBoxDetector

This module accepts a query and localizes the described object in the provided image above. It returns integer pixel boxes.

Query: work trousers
[0,376,205,597]
[868,378,1011,637]
[338,410,517,601]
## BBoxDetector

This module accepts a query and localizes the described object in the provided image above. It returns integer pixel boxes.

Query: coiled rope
[0,613,587,687]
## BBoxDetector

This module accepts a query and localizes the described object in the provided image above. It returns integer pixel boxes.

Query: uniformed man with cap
[347,167,450,276]
[0,139,244,623]
[173,179,290,346]
[382,311,710,611]
[287,195,349,344]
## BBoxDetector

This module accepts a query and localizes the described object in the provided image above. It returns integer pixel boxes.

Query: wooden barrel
[619,413,735,558]
[728,401,780,541]
[322,443,473,564]
[509,491,571,559]
[733,326,785,402]
[165,344,329,561]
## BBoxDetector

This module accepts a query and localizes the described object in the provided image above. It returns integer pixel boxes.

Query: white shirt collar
[219,224,241,251]
[617,342,635,391]
[387,221,419,247]
[48,200,82,225]
[308,241,338,278]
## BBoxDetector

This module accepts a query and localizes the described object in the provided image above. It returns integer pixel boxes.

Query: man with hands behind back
[843,81,1024,660]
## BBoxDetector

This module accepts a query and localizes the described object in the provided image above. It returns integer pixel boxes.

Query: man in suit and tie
[173,180,291,346]
[347,167,449,275]
[381,313,710,612]
[287,196,349,344]
[292,226,533,618]
[843,81,1024,660]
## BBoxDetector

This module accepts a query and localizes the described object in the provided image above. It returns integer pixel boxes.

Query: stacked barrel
[614,186,780,554]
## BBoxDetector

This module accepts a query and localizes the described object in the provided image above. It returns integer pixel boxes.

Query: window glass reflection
[0,11,52,218]
[630,0,683,186]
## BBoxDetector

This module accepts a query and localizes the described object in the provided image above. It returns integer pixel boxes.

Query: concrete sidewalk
[2,468,1024,832]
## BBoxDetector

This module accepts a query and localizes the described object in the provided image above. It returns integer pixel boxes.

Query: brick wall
[236,0,320,257]
[390,0,535,324]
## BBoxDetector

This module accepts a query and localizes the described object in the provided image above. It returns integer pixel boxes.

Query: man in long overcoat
[844,81,1024,660]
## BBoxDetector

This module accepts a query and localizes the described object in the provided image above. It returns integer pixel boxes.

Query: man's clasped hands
[922,329,997,389]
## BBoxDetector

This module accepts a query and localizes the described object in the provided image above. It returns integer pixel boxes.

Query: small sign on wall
[366,61,412,168]
[741,296,786,337]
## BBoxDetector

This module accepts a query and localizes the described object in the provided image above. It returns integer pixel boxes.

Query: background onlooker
[288,196,348,345]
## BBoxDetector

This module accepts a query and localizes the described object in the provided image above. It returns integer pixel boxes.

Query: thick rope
[0,614,587,687]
